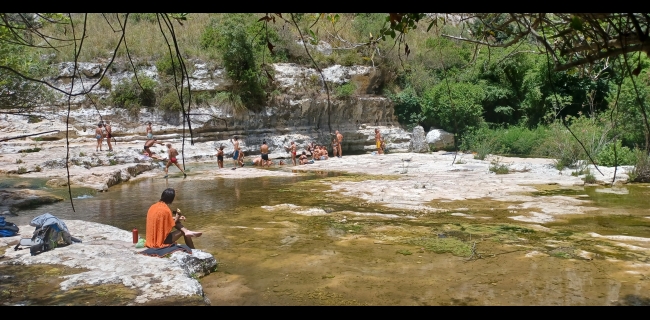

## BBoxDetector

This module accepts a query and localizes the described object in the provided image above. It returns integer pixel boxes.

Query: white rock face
[272,63,375,93]
[1,220,217,304]
[409,126,429,153]
[296,40,333,56]
[426,129,455,151]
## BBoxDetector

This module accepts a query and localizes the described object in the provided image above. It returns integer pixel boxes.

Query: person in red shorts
[164,143,187,178]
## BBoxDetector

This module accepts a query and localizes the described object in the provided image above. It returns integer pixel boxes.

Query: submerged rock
[0,189,63,213]
[1,220,217,305]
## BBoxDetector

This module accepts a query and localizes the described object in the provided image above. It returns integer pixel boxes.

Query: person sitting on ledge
[145,188,202,249]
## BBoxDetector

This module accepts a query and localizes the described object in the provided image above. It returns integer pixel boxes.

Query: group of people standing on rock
[220,130,347,169]
[94,120,114,152]
[139,121,386,177]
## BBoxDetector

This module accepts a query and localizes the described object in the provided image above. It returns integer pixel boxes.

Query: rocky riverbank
[0,220,217,305]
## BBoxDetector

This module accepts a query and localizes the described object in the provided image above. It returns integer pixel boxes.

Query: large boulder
[408,126,429,153]
[426,129,455,151]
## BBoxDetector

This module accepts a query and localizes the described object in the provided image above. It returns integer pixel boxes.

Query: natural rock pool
[2,155,650,305]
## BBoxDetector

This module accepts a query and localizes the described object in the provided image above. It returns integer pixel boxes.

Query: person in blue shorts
[231,137,240,170]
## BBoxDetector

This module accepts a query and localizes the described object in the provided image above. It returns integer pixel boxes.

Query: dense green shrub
[421,81,485,134]
[390,87,423,130]
[110,75,157,109]
[596,140,636,167]
[99,76,112,90]
[156,55,182,77]
[461,124,505,160]
[334,82,356,99]
[213,15,266,110]
[627,149,650,182]
[158,89,182,112]
[534,116,609,169]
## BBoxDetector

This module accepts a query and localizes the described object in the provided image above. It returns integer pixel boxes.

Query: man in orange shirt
[145,188,202,249]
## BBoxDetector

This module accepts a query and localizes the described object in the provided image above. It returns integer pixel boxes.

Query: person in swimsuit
[237,149,245,167]
[144,139,163,158]
[95,123,104,152]
[231,137,240,170]
[320,146,329,160]
[289,141,297,166]
[332,138,339,159]
[306,142,315,160]
[299,151,309,165]
[217,145,224,169]
[375,128,383,154]
[336,130,343,158]
[105,121,114,152]
[146,122,153,140]
[312,146,320,160]
[164,143,187,178]
[253,156,271,166]
[260,140,270,168]
[380,138,386,154]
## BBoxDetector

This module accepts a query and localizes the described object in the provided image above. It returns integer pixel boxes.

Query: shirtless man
[335,130,343,158]
[252,156,271,166]
[216,145,224,169]
[252,157,263,166]
[105,121,114,152]
[144,139,164,159]
[288,141,297,166]
[230,137,240,170]
[312,146,321,160]
[260,140,270,168]
[95,123,104,152]
[375,128,383,154]
[146,122,153,140]
[237,149,245,167]
[164,143,187,178]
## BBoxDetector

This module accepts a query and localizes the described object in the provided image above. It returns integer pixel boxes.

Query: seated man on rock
[145,188,202,250]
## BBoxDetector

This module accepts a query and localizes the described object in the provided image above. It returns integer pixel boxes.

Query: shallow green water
[3,168,650,305]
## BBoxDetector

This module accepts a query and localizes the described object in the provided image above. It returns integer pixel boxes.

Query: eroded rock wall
[20,61,410,155]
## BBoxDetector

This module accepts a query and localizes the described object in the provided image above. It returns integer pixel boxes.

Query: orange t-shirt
[145,201,175,248]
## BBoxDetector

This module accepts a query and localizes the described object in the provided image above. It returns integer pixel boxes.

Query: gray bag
[13,213,80,256]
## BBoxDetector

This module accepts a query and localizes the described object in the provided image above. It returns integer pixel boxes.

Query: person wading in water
[260,140,270,168]
[231,137,240,170]
[216,145,225,169]
[336,130,344,158]
[164,143,187,178]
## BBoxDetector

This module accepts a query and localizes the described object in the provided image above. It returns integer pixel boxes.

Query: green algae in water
[547,215,650,238]
[405,237,472,257]
[0,264,139,306]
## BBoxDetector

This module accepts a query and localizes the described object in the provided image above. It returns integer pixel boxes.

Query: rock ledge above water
[0,220,216,305]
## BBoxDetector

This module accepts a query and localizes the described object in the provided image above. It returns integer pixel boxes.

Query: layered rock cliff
[21,61,410,155]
